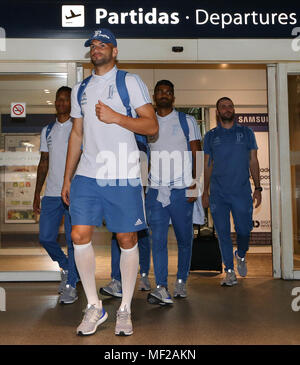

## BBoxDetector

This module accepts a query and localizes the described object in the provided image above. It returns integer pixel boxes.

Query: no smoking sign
[11,102,26,118]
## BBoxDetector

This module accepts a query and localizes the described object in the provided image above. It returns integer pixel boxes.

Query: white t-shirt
[71,66,151,180]
[149,109,201,187]
[40,118,73,197]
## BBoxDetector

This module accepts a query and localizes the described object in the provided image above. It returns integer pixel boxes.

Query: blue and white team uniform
[39,118,79,287]
[145,109,202,287]
[69,66,150,232]
[203,122,258,272]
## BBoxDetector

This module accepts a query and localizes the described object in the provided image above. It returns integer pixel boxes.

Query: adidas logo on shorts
[134,219,143,226]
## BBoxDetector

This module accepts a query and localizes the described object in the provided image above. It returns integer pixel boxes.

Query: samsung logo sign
[237,115,269,124]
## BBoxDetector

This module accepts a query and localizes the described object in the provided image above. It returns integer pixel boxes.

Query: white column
[267,64,281,278]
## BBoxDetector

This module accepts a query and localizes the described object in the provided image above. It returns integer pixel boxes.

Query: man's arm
[187,139,202,203]
[61,117,83,205]
[33,152,49,215]
[249,149,262,208]
[202,153,213,209]
[95,102,158,136]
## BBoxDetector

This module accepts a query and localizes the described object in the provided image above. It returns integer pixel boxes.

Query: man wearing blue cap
[62,28,158,337]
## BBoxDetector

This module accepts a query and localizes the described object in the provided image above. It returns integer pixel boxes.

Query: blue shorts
[69,175,147,233]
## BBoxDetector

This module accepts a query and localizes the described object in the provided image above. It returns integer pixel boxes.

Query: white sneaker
[77,305,108,336]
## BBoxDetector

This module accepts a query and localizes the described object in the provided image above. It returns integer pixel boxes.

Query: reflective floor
[0,236,300,345]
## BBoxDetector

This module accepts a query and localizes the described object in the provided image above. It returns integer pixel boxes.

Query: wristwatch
[255,186,263,192]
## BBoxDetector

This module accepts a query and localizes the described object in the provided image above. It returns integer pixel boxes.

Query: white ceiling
[0,73,68,113]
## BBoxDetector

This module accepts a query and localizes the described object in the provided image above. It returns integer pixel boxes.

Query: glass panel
[176,107,206,137]
[288,74,300,270]
[0,72,68,273]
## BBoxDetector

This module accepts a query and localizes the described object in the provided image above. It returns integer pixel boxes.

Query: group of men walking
[33,28,262,337]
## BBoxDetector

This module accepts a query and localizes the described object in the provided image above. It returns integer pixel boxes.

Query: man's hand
[187,183,198,203]
[61,181,71,206]
[202,191,210,209]
[33,194,41,216]
[253,190,262,208]
[95,101,119,124]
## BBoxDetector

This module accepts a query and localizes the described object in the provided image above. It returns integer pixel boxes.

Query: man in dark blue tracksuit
[202,97,262,286]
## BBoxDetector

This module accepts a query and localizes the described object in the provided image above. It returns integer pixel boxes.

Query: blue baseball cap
[84,28,117,47]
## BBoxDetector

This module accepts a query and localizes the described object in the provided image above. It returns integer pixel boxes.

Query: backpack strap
[116,70,132,117]
[77,75,93,116]
[116,70,149,156]
[178,111,191,152]
[45,121,55,140]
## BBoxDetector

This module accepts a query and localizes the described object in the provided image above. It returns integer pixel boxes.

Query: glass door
[0,62,76,281]
[277,63,300,279]
[288,73,300,272]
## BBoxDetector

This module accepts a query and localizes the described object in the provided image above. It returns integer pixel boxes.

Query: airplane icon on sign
[65,10,81,19]
[62,5,85,27]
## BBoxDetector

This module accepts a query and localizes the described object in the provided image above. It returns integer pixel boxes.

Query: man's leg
[231,192,253,258]
[39,196,68,270]
[137,229,151,291]
[63,206,80,288]
[169,188,194,285]
[101,178,148,334]
[116,232,139,313]
[138,229,151,276]
[209,193,233,272]
[71,225,100,308]
[146,188,170,288]
[114,232,139,336]
[110,230,151,282]
[69,174,108,335]
[231,192,253,277]
[111,233,121,282]
[99,233,122,298]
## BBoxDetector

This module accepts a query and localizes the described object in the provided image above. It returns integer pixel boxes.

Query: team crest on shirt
[236,132,244,144]
[107,84,115,99]
[172,125,180,135]
[212,136,221,146]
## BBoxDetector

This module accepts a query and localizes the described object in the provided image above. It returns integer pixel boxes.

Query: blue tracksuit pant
[110,229,151,282]
[209,190,253,272]
[145,187,194,287]
[39,196,79,287]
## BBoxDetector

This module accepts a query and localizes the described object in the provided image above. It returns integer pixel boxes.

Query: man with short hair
[33,86,79,304]
[146,80,202,305]
[61,28,158,336]
[202,97,262,286]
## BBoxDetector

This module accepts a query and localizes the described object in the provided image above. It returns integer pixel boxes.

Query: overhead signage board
[0,1,299,39]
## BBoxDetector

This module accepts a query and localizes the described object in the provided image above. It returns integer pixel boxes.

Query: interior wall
[83,66,267,110]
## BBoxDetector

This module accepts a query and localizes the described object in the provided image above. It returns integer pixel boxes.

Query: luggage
[190,225,223,273]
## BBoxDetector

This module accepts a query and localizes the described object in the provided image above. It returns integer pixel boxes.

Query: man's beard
[220,112,235,123]
[156,99,173,108]
[91,55,112,67]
